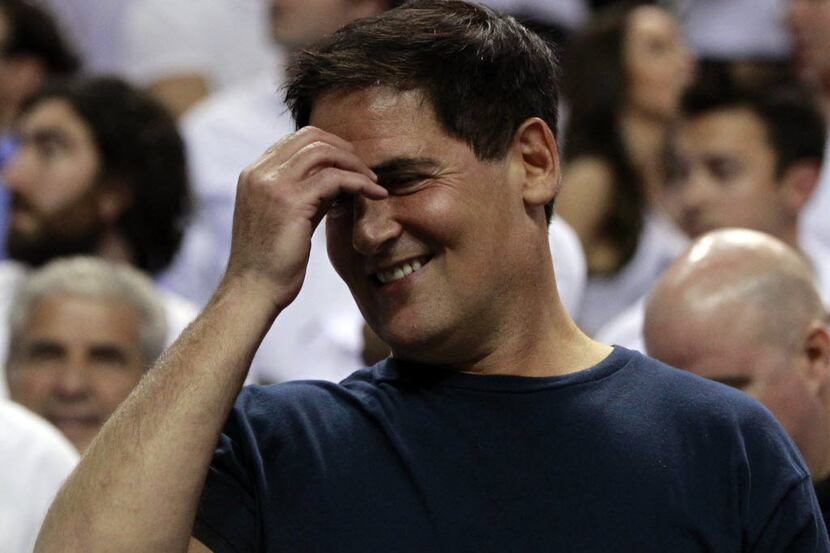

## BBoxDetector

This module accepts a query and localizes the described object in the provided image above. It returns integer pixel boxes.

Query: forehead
[663,301,770,379]
[308,87,465,166]
[23,293,142,344]
[679,108,772,157]
[626,6,677,39]
[18,99,94,143]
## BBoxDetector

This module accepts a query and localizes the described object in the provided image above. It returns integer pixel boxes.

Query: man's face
[269,0,378,50]
[787,0,830,80]
[315,88,534,362]
[3,98,106,266]
[646,302,827,473]
[663,108,787,239]
[7,293,146,452]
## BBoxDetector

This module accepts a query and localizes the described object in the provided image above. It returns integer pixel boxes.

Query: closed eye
[379,173,429,194]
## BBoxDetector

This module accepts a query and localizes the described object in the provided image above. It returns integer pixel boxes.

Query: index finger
[261,126,359,161]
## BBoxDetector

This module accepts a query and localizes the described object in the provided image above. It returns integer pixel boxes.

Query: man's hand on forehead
[223,126,387,308]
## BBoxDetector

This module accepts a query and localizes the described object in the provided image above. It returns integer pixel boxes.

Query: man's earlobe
[99,181,133,223]
[802,321,830,395]
[513,117,560,210]
[779,161,820,216]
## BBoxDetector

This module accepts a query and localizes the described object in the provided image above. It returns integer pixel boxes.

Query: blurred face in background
[7,293,146,452]
[622,6,694,120]
[662,108,788,239]
[2,98,108,266]
[787,0,830,81]
[269,0,384,50]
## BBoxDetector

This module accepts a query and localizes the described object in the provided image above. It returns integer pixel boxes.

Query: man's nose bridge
[684,164,710,204]
[55,358,91,394]
[354,195,393,234]
[352,195,398,252]
[3,144,39,190]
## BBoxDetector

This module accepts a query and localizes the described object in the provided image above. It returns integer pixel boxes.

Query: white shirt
[40,0,136,75]
[576,212,688,337]
[0,400,78,553]
[596,236,830,354]
[800,136,830,255]
[477,0,589,29]
[121,0,274,91]
[0,261,198,398]
[679,0,791,59]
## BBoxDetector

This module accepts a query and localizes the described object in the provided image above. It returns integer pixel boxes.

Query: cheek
[7,369,53,406]
[92,370,143,411]
[325,218,355,278]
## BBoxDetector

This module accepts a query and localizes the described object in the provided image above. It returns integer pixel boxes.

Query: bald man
[644,228,830,525]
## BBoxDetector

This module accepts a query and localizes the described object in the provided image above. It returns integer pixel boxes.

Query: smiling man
[35,2,829,552]
[6,256,167,452]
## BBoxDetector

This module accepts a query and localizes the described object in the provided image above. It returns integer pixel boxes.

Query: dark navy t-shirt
[193,347,828,552]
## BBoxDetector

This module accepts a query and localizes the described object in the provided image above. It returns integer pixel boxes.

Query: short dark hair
[0,0,79,74]
[681,77,827,178]
[285,0,560,221]
[21,77,191,275]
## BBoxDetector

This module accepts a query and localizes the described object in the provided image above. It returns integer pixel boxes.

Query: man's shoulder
[231,366,381,424]
[614,347,788,430]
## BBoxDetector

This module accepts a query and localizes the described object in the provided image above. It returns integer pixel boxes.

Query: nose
[678,167,713,211]
[2,148,34,192]
[351,196,402,256]
[53,363,92,401]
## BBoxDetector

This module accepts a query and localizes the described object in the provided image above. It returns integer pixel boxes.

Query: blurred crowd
[2,0,830,550]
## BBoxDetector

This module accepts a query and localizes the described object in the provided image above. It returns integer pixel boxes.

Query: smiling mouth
[375,256,431,284]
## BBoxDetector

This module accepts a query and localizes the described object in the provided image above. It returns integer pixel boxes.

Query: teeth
[377,258,426,284]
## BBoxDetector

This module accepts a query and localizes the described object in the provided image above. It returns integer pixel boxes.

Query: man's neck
[95,231,137,267]
[424,246,612,378]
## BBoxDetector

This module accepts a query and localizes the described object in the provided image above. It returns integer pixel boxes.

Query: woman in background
[558,1,694,335]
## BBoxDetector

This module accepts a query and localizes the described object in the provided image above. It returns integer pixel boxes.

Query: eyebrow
[370,157,440,179]
[18,128,72,147]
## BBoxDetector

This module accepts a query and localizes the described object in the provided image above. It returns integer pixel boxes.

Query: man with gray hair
[644,228,830,525]
[6,256,166,452]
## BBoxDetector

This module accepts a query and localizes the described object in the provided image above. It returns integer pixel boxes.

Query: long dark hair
[562,2,651,274]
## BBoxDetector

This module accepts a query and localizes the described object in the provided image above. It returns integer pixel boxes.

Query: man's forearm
[35,276,282,553]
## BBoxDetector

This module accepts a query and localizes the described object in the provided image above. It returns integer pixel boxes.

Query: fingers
[260,126,359,165]
[247,125,386,205]
[287,140,377,182]
[313,167,388,202]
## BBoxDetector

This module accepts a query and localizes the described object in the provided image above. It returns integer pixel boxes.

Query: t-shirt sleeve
[192,405,260,553]
[749,476,830,552]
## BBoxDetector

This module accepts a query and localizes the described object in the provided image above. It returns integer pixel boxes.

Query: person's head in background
[2,76,189,274]
[6,256,167,452]
[559,1,693,275]
[644,228,830,480]
[786,0,830,93]
[269,0,405,51]
[662,78,825,248]
[0,0,78,131]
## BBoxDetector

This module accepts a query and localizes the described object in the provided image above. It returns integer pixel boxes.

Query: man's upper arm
[188,537,214,553]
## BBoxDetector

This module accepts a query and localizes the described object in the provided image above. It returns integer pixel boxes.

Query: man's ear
[799,320,830,396]
[778,160,820,217]
[510,117,560,213]
[97,180,133,224]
